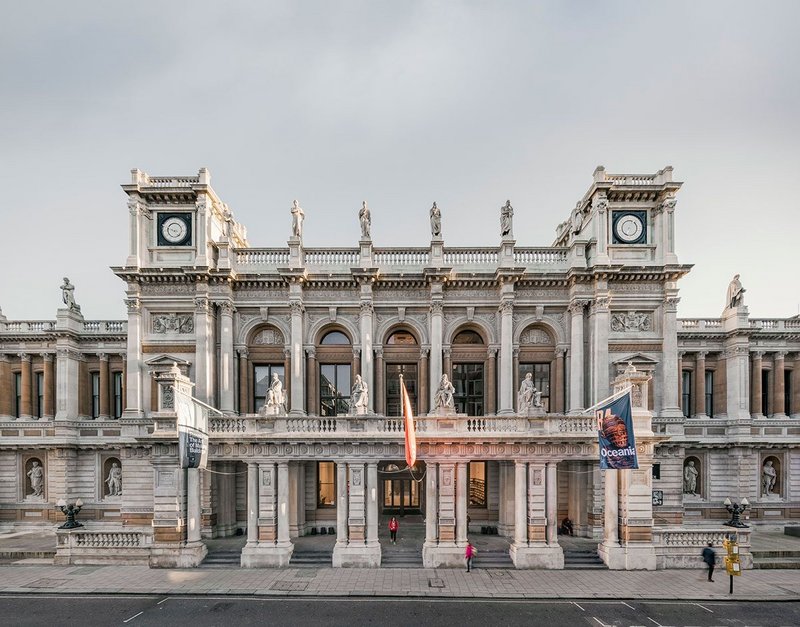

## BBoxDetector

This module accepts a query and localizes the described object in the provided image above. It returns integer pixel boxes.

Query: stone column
[419,348,429,415]
[660,295,682,417]
[694,351,707,418]
[513,461,527,545]
[187,468,202,544]
[602,471,619,548]
[592,295,611,404]
[336,461,348,545]
[99,353,110,419]
[512,347,520,411]
[456,461,468,545]
[277,462,291,547]
[752,351,763,416]
[546,462,558,545]
[125,192,146,268]
[360,302,374,412]
[347,463,366,543]
[246,462,258,545]
[677,352,684,411]
[366,462,379,548]
[289,301,305,414]
[42,354,54,419]
[0,356,10,417]
[774,352,786,417]
[56,347,80,421]
[120,352,127,412]
[429,302,443,411]
[793,354,800,418]
[352,348,361,396]
[283,349,292,412]
[438,463,456,544]
[374,348,384,415]
[218,301,235,413]
[442,348,452,384]
[306,348,317,415]
[555,348,565,413]
[194,296,213,405]
[498,300,514,413]
[425,461,438,544]
[487,348,497,414]
[19,353,32,419]
[663,197,678,265]
[568,300,586,412]
[237,349,249,414]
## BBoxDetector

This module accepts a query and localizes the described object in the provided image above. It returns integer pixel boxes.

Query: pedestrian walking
[388,516,399,544]
[465,540,476,572]
[702,541,716,582]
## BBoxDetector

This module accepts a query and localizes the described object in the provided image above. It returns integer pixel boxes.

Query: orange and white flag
[400,376,417,469]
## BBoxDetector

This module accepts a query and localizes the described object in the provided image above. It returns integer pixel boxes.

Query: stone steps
[382,548,424,568]
[290,550,332,568]
[201,550,241,568]
[563,549,607,570]
[473,549,514,569]
[752,557,800,569]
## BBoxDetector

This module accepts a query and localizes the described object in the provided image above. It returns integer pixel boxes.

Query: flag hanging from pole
[174,388,213,470]
[595,391,638,470]
[400,376,417,469]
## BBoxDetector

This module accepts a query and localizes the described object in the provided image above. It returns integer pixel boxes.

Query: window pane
[321,331,350,345]
[320,364,351,416]
[36,372,44,418]
[453,363,484,416]
[253,365,284,413]
[317,462,335,507]
[519,363,551,412]
[91,372,100,418]
[386,364,417,416]
[113,372,123,418]
[682,371,692,417]
[387,331,417,345]
[469,461,487,507]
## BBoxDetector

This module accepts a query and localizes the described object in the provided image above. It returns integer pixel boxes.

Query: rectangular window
[386,364,418,416]
[519,363,551,412]
[35,372,44,419]
[786,370,792,416]
[681,370,692,418]
[317,461,335,507]
[91,372,100,418]
[320,364,351,416]
[468,461,487,507]
[113,372,123,418]
[13,373,21,418]
[704,370,714,417]
[453,363,484,416]
[253,364,285,413]
[762,370,770,416]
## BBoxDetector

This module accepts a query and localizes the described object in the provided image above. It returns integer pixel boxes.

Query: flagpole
[581,385,632,415]
[171,385,224,416]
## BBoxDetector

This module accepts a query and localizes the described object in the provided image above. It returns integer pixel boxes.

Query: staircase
[290,547,332,567]
[563,546,607,569]
[752,550,800,569]
[381,546,424,568]
[202,549,241,568]
[474,548,514,569]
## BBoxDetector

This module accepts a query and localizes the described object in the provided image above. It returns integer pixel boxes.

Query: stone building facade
[1,166,798,569]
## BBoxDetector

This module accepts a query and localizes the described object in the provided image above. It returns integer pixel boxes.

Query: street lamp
[723,497,750,528]
[56,498,84,529]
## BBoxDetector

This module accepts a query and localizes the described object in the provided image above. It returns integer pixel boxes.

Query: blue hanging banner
[596,391,638,470]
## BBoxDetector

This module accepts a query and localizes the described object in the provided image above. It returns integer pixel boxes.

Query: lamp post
[56,498,84,529]
[723,497,750,528]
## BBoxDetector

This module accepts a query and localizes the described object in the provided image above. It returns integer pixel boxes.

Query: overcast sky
[1,1,798,321]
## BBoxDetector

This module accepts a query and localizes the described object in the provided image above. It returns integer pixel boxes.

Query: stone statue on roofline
[359,201,371,239]
[726,274,745,310]
[61,277,80,312]
[500,200,514,238]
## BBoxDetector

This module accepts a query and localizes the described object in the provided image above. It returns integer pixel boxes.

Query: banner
[400,376,417,469]
[595,391,638,470]
[175,388,210,469]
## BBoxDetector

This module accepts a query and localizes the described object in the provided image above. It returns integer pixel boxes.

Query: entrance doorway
[379,461,425,515]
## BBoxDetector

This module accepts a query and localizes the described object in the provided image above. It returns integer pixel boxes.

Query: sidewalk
[1,563,799,601]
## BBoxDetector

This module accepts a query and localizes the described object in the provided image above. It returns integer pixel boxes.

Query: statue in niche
[61,277,79,311]
[349,375,369,412]
[762,460,777,496]
[290,199,305,239]
[518,372,535,410]
[433,374,455,410]
[27,460,44,498]
[500,200,514,237]
[726,274,745,309]
[106,462,122,496]
[266,373,286,412]
[359,201,371,239]
[683,459,699,495]
[429,202,442,238]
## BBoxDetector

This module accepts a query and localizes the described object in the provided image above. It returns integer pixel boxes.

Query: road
[2,595,799,626]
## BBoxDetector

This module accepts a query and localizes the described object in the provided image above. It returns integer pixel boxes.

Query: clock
[612,211,647,245]
[157,213,192,246]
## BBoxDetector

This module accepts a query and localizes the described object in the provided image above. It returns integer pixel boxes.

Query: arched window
[387,330,417,345]
[321,331,351,345]
[453,330,484,345]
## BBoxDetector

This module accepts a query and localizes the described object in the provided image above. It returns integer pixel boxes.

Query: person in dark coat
[702,542,716,582]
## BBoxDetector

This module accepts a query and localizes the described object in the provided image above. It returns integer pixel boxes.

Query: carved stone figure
[571,202,584,235]
[533,388,542,408]
[500,200,514,237]
[291,199,305,239]
[726,274,745,309]
[266,373,285,412]
[683,460,698,495]
[611,312,652,332]
[433,374,455,410]
[61,277,78,311]
[762,460,777,495]
[27,460,44,497]
[350,374,368,412]
[518,372,535,410]
[359,201,371,239]
[429,202,442,238]
[106,462,122,496]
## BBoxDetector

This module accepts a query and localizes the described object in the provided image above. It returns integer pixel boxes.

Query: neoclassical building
[1,166,798,569]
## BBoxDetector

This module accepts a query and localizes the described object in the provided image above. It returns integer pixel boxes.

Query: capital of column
[594,196,608,213]
[42,353,54,363]
[18,352,31,362]
[556,347,567,358]
[592,296,611,311]
[374,347,383,358]
[420,347,429,358]
[498,300,514,314]
[359,301,374,316]
[305,346,316,358]
[124,298,141,314]
[352,347,361,359]
[217,300,234,316]
[659,197,677,214]
[195,297,210,313]
[488,347,499,358]
[752,351,764,360]
[289,301,304,315]
[774,351,787,361]
[568,300,587,315]
[237,347,249,358]
[663,296,680,311]
[430,301,443,315]
[696,351,708,360]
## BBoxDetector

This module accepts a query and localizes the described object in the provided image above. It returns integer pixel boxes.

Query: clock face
[157,214,192,246]
[612,211,647,244]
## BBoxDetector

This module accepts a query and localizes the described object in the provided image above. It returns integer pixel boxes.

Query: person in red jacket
[465,540,476,572]
[388,516,399,544]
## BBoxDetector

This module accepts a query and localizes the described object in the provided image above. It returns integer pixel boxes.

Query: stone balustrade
[652,527,751,569]
[677,318,722,330]
[750,318,800,330]
[514,248,569,265]
[304,248,360,266]
[373,248,430,266]
[55,528,152,565]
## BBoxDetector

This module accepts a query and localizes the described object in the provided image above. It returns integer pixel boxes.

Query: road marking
[621,601,636,610]
[572,602,585,611]
[645,617,662,626]
[157,598,170,605]
[592,617,610,627]
[693,603,713,613]
[123,611,143,623]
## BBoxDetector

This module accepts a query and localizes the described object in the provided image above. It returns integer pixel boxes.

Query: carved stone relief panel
[152,314,194,334]
[252,328,285,345]
[610,312,653,332]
